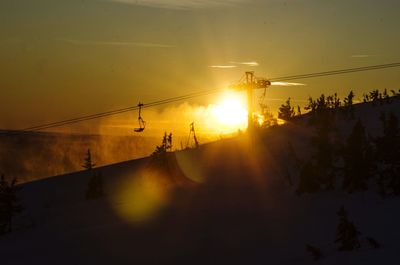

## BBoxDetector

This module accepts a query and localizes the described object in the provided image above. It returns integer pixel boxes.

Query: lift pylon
[231,72,271,131]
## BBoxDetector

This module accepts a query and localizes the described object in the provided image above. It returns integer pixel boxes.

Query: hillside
[0,132,163,183]
[1,97,400,264]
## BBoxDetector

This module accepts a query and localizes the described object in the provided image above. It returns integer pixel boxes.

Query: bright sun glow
[210,92,248,133]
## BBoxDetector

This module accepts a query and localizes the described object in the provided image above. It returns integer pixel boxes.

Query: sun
[211,92,248,132]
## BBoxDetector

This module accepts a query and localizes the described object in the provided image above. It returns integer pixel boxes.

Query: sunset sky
[1,0,399,133]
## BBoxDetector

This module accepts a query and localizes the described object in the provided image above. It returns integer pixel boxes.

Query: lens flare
[112,172,168,223]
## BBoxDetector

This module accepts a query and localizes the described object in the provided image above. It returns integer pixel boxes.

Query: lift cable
[8,62,400,133]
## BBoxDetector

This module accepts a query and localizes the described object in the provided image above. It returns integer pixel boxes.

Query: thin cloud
[271,82,306,86]
[265,98,309,102]
[351,54,373,58]
[58,38,175,48]
[230,61,259,66]
[108,0,246,9]
[209,65,237,69]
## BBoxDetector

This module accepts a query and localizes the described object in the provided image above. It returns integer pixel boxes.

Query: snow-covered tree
[335,206,361,251]
[0,175,23,234]
[342,120,373,193]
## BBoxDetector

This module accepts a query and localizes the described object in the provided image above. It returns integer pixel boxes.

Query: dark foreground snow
[1,99,400,265]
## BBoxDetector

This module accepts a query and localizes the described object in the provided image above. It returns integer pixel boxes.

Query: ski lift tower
[232,71,271,132]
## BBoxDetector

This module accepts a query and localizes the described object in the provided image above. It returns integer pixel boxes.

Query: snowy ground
[1,98,400,264]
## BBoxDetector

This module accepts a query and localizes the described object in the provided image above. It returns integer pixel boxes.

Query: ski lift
[257,78,270,105]
[186,122,199,149]
[134,102,146,132]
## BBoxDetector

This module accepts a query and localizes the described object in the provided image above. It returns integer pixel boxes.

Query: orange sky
[1,0,400,135]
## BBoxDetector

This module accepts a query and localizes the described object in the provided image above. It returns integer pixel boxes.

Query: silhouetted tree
[278,98,295,121]
[297,105,302,116]
[383,89,390,103]
[305,94,339,127]
[363,93,370,103]
[305,96,317,113]
[335,206,361,251]
[167,133,173,151]
[343,91,355,118]
[0,175,23,234]
[332,93,341,109]
[306,244,322,261]
[312,127,336,190]
[305,94,340,190]
[283,141,301,186]
[342,120,373,193]
[259,103,277,127]
[86,172,104,200]
[316,94,328,111]
[287,141,301,170]
[149,132,175,173]
[82,149,104,200]
[82,149,95,170]
[375,112,400,196]
[152,132,173,157]
[296,162,320,195]
[344,91,354,106]
[369,90,380,105]
[366,237,380,249]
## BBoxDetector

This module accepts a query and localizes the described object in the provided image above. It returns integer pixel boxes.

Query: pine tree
[259,103,277,127]
[363,93,370,103]
[343,91,355,118]
[344,91,354,106]
[82,149,104,200]
[167,133,173,151]
[316,94,328,112]
[369,90,380,104]
[86,172,104,200]
[296,162,320,195]
[342,120,373,193]
[306,244,322,261]
[82,149,95,170]
[152,132,173,157]
[305,96,317,113]
[297,105,302,116]
[366,237,380,249]
[313,127,336,190]
[333,93,341,109]
[375,112,400,196]
[0,175,23,234]
[278,98,295,121]
[335,206,361,251]
[383,88,390,103]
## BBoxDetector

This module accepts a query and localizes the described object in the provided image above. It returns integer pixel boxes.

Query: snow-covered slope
[1,98,400,265]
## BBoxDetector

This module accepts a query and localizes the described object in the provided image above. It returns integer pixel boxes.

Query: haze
[1,0,400,133]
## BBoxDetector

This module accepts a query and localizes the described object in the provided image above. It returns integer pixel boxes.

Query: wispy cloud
[108,0,246,9]
[265,98,309,102]
[209,61,259,69]
[209,65,237,69]
[271,82,306,86]
[58,38,175,48]
[351,54,373,58]
[230,61,259,66]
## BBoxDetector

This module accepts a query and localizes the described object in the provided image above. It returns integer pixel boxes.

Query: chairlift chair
[134,102,146,132]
